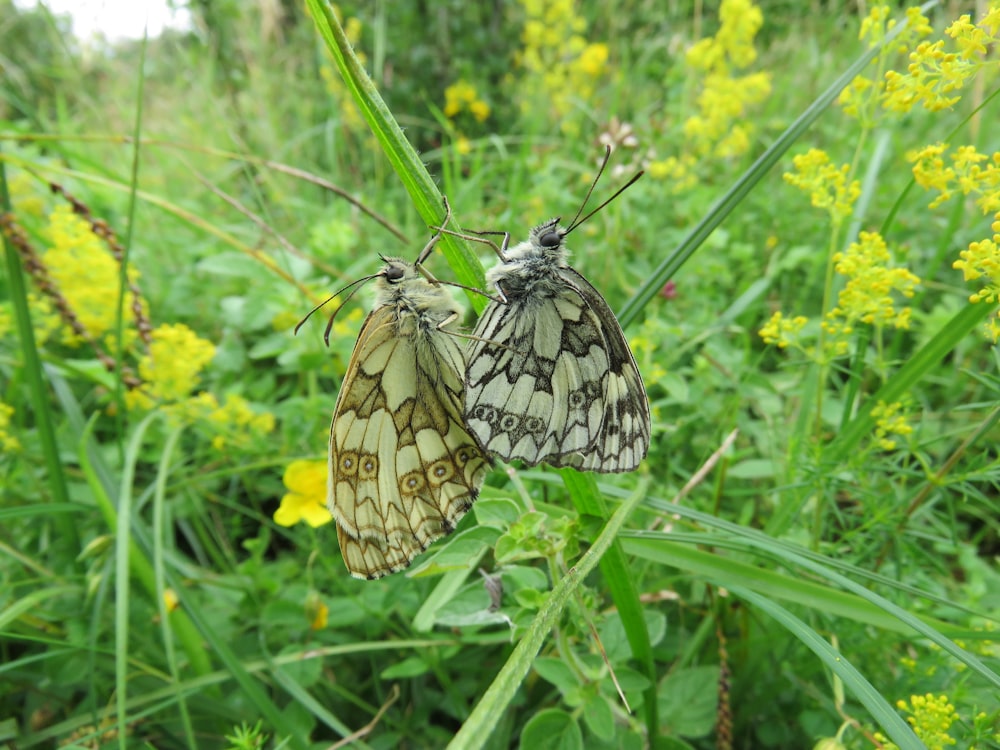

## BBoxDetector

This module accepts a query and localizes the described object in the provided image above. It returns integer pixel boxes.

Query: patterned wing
[465,271,649,472]
[558,267,650,472]
[330,307,489,579]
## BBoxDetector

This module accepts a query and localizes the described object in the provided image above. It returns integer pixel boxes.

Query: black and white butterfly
[462,150,650,473]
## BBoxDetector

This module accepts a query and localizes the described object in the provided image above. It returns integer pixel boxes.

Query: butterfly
[462,149,650,473]
[312,201,489,579]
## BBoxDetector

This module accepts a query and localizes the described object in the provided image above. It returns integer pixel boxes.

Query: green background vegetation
[1,0,999,748]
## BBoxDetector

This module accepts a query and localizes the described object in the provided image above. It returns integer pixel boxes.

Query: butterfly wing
[558,267,650,472]
[330,306,489,579]
[465,268,649,472]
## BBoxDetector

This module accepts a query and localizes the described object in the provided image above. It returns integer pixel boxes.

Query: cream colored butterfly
[314,202,489,579]
[462,150,650,473]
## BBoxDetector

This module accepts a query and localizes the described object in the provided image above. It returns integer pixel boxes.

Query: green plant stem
[447,482,647,750]
[305,0,486,308]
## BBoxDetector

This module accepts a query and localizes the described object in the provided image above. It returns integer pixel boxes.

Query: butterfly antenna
[293,272,378,335]
[321,277,379,345]
[566,169,644,235]
[567,144,614,230]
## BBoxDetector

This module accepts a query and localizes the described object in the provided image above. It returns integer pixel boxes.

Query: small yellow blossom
[206,394,276,452]
[824,232,920,333]
[681,0,770,161]
[43,205,142,345]
[881,694,959,750]
[759,311,808,349]
[576,43,608,76]
[514,0,609,128]
[306,592,328,631]
[953,214,1000,341]
[0,402,20,453]
[135,323,216,404]
[274,459,331,528]
[8,171,46,217]
[163,588,180,613]
[869,400,913,451]
[783,149,860,222]
[443,80,491,123]
[881,4,1000,115]
[909,142,1000,213]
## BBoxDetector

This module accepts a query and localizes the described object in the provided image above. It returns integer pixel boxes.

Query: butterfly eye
[384,265,405,282]
[539,231,562,248]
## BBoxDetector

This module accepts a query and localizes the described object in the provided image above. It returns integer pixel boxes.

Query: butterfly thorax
[486,219,570,300]
[375,258,460,336]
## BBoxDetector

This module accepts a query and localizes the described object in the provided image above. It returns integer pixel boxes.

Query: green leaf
[658,666,719,739]
[533,658,579,696]
[581,691,616,741]
[380,655,431,679]
[518,709,583,750]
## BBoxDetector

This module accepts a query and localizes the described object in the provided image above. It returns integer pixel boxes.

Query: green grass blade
[729,586,923,749]
[827,301,994,462]
[615,11,908,328]
[560,470,657,740]
[0,151,79,558]
[621,536,964,636]
[304,0,486,308]
[153,426,198,749]
[447,482,647,750]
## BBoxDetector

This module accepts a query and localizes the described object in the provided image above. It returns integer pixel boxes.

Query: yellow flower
[163,588,180,613]
[870,400,913,451]
[306,592,328,630]
[0,402,19,453]
[133,323,216,404]
[575,43,608,76]
[759,311,808,349]
[783,149,860,222]
[825,231,920,331]
[954,213,1000,340]
[274,460,331,528]
[515,0,609,122]
[469,99,491,123]
[43,205,142,345]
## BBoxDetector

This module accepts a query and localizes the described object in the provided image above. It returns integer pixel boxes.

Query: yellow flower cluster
[869,400,914,450]
[783,149,861,222]
[954,215,1000,303]
[128,323,217,407]
[953,214,1000,340]
[681,0,771,160]
[201,392,276,451]
[124,324,276,452]
[0,402,20,453]
[515,0,609,132]
[908,143,1000,213]
[845,3,999,120]
[875,694,959,750]
[43,205,143,346]
[824,232,920,335]
[884,6,1000,113]
[443,80,491,123]
[759,312,808,349]
[274,459,331,528]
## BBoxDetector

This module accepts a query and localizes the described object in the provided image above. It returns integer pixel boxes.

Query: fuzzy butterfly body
[329,254,489,579]
[465,217,650,473]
